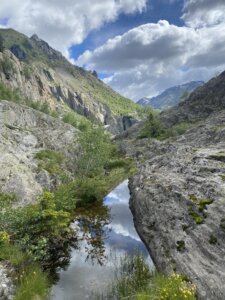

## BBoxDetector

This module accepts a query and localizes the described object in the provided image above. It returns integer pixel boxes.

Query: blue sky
[70,0,184,61]
[1,0,225,100]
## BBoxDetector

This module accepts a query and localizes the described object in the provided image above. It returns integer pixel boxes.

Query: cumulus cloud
[182,0,225,28]
[0,0,147,56]
[77,0,225,100]
[77,21,198,72]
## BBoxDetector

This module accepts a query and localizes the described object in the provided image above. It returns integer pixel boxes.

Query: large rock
[128,110,225,299]
[0,100,78,206]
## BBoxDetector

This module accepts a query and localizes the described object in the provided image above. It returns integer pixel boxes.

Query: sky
[0,0,225,101]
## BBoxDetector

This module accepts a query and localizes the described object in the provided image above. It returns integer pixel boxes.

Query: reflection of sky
[51,180,153,300]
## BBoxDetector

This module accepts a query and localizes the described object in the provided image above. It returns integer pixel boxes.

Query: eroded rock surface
[0,100,78,206]
[128,111,225,299]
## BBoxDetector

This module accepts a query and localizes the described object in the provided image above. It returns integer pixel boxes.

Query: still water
[51,180,152,300]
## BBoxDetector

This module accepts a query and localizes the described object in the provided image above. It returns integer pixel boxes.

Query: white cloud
[182,0,225,28]
[77,1,225,100]
[0,0,147,56]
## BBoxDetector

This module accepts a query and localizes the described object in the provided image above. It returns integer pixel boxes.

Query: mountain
[0,28,143,134]
[120,71,225,299]
[137,81,204,110]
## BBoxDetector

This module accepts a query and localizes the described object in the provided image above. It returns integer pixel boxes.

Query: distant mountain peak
[137,81,204,111]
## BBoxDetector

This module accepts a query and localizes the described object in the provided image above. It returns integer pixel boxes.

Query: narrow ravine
[50,180,153,300]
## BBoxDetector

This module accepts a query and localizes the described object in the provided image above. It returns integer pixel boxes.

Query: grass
[136,273,197,300]
[14,264,49,300]
[0,242,49,300]
[99,253,197,300]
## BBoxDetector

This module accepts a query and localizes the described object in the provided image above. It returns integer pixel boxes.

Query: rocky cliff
[0,29,141,135]
[125,72,225,299]
[0,100,78,206]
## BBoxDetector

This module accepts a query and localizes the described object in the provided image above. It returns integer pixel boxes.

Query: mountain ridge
[0,28,144,134]
[137,81,204,110]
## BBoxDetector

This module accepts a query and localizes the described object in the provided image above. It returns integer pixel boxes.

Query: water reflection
[51,180,152,300]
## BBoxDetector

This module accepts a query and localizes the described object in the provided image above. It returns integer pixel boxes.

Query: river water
[51,180,152,300]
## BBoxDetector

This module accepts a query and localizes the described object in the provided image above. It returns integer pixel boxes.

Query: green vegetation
[0,242,49,300]
[0,81,60,118]
[136,273,197,300]
[63,111,91,131]
[36,149,64,175]
[0,28,147,118]
[138,112,193,140]
[188,206,205,224]
[188,195,213,225]
[100,253,197,300]
[189,195,213,211]
[0,121,135,297]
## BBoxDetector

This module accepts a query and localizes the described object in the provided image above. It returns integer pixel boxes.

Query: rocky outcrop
[127,81,225,299]
[0,263,15,300]
[0,100,78,206]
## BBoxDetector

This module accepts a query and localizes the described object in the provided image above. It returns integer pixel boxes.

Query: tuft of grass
[14,265,49,300]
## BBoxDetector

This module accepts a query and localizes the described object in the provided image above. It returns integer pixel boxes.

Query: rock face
[0,28,139,135]
[126,72,225,299]
[137,81,204,110]
[0,100,78,206]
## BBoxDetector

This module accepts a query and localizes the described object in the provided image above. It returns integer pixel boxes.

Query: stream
[50,180,152,300]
